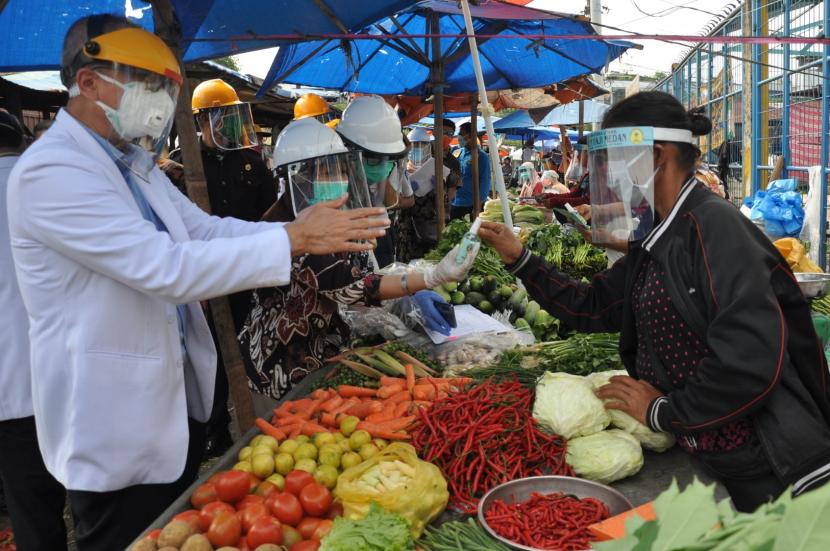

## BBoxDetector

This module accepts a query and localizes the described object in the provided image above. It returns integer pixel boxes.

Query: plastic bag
[800,166,823,264]
[774,238,822,273]
[748,179,804,238]
[334,443,448,538]
[433,329,535,376]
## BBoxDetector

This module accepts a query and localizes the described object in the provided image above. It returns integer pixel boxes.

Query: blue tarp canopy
[0,0,416,71]
[539,98,608,125]
[416,114,502,134]
[261,0,632,96]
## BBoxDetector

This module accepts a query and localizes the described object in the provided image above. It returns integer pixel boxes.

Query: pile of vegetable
[261,368,471,442]
[318,503,414,551]
[421,518,511,551]
[483,491,610,550]
[410,378,572,513]
[133,469,338,551]
[479,199,545,229]
[594,478,830,550]
[526,223,607,281]
[464,332,623,385]
[329,343,439,380]
[425,219,515,287]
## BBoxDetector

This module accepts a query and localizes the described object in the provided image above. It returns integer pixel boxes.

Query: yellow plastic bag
[775,238,823,273]
[333,442,448,538]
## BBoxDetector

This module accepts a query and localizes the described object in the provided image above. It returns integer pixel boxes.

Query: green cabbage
[586,370,676,452]
[566,429,644,483]
[319,502,414,551]
[533,372,610,439]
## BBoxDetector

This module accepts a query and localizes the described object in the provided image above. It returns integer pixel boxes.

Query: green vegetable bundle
[319,502,414,551]
[525,224,607,281]
[594,477,830,551]
[464,332,623,387]
[421,518,511,551]
[813,294,830,316]
[512,204,545,227]
[425,219,515,286]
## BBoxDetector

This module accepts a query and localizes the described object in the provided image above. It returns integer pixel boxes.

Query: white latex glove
[423,242,480,289]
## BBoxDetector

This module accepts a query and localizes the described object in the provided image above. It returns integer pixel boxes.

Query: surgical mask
[363,160,394,183]
[95,72,176,141]
[312,179,350,203]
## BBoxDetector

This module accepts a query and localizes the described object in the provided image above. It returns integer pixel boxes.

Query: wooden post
[470,97,480,219]
[578,100,584,140]
[431,12,446,234]
[152,0,257,433]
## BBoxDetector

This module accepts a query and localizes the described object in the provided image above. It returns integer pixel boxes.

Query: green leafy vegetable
[425,219,515,287]
[525,223,607,281]
[318,502,414,551]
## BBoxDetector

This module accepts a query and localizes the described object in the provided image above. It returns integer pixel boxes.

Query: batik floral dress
[238,251,382,400]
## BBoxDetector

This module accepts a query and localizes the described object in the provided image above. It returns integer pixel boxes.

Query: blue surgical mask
[363,160,394,183]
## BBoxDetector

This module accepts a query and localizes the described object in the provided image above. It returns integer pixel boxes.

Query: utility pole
[589,0,603,34]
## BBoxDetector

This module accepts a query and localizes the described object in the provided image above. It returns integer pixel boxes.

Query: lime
[233,461,252,473]
[314,464,339,489]
[278,439,299,455]
[295,458,317,473]
[252,454,275,479]
[348,429,372,451]
[341,452,362,470]
[372,438,388,450]
[238,446,253,461]
[274,453,295,476]
[318,448,342,469]
[249,435,264,447]
[358,443,380,461]
[251,445,274,458]
[259,435,279,452]
[339,416,360,437]
[313,432,336,448]
[295,435,310,444]
[294,442,318,461]
[266,473,286,491]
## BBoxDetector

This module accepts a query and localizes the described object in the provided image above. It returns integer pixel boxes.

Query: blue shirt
[452,147,491,207]
[84,129,189,358]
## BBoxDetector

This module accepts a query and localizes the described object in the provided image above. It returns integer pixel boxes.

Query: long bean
[421,519,511,551]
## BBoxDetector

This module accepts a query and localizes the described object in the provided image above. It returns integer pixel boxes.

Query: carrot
[412,384,436,401]
[365,404,397,423]
[308,398,327,416]
[377,383,405,399]
[320,395,344,413]
[274,405,294,419]
[356,424,411,440]
[413,400,433,409]
[359,416,415,433]
[337,385,377,398]
[380,376,405,387]
[405,364,416,392]
[419,376,473,386]
[394,401,412,417]
[256,418,287,440]
[320,412,337,427]
[274,412,311,425]
[331,397,360,416]
[300,421,329,436]
[288,425,302,438]
[311,388,330,400]
[346,400,384,419]
[385,390,412,404]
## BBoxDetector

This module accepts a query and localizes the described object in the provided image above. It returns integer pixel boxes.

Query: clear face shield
[89,65,179,156]
[588,127,662,246]
[408,141,432,170]
[204,103,258,151]
[564,145,585,183]
[285,151,373,216]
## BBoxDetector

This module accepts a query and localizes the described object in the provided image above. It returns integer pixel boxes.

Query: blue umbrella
[0,0,417,71]
[259,0,632,96]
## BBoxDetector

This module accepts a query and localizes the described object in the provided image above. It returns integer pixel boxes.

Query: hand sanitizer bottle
[456,217,483,264]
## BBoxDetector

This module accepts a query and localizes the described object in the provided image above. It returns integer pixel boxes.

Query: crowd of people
[2,9,830,551]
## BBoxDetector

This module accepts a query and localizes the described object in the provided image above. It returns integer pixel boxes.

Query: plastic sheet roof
[0,0,417,71]
[261,0,632,96]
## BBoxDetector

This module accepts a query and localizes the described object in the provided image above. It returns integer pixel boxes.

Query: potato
[180,534,213,551]
[157,519,194,548]
[130,540,157,551]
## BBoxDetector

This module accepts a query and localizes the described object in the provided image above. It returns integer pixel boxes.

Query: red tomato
[282,525,303,547]
[291,540,320,551]
[312,519,333,541]
[207,510,242,547]
[238,535,250,551]
[268,492,304,526]
[284,470,315,496]
[146,529,161,541]
[299,483,332,517]
[199,501,235,532]
[247,516,284,548]
[327,501,343,519]
[173,509,201,532]
[255,480,279,499]
[240,503,270,534]
[248,472,261,492]
[208,472,223,485]
[191,482,217,509]
[215,470,252,503]
[297,517,322,540]
[237,494,265,510]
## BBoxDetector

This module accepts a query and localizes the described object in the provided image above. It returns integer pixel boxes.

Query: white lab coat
[0,154,33,421]
[6,110,292,491]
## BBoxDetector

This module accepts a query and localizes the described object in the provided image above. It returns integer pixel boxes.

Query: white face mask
[95,72,176,141]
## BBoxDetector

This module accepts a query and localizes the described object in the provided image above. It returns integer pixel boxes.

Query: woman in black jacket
[479,91,830,512]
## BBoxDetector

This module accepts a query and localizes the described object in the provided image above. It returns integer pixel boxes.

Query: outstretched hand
[478,221,523,264]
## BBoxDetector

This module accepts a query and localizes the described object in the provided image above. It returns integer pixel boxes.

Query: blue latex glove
[412,290,455,336]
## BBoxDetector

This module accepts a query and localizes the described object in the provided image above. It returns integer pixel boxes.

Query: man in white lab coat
[6,15,387,549]
[0,111,68,550]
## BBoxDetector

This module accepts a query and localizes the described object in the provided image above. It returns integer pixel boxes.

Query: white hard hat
[337,95,406,156]
[273,117,349,167]
[408,126,433,143]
